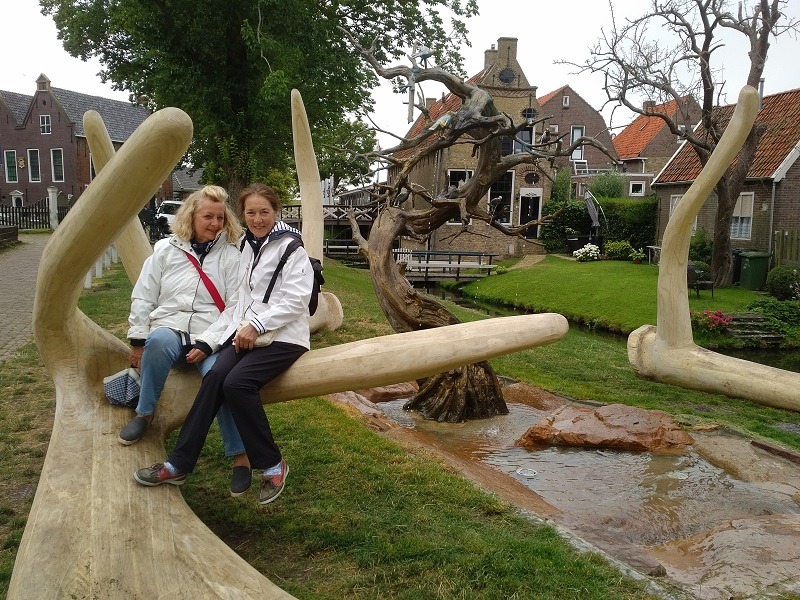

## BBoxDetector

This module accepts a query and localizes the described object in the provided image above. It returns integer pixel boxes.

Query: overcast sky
[2,1,799,151]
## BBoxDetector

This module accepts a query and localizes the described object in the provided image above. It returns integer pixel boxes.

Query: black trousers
[168,341,306,473]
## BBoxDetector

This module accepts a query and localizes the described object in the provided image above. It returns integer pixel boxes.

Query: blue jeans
[136,327,245,457]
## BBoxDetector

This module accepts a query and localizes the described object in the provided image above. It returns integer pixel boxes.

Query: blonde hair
[171,185,242,242]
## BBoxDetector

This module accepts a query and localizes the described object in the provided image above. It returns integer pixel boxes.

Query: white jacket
[127,233,241,343]
[197,221,314,352]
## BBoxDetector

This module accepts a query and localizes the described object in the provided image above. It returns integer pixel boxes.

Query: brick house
[652,88,800,258]
[613,96,701,198]
[391,39,613,258]
[0,74,170,208]
[536,84,618,198]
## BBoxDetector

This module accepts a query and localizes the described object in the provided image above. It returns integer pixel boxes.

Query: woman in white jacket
[122,185,252,495]
[135,183,314,504]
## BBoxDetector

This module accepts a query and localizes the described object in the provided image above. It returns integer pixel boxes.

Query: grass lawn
[462,255,764,334]
[0,260,659,599]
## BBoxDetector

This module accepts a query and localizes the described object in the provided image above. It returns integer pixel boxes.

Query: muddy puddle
[370,392,800,599]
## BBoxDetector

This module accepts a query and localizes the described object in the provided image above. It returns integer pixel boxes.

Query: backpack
[262,233,324,316]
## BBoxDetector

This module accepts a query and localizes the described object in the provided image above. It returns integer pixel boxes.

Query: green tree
[41,0,477,196]
[588,170,626,198]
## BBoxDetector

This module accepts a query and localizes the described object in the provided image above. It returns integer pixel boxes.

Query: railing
[392,249,497,283]
[281,204,378,223]
[322,239,362,258]
[774,229,800,267]
[0,201,69,230]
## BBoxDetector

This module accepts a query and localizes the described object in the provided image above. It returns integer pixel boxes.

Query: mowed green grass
[462,255,762,334]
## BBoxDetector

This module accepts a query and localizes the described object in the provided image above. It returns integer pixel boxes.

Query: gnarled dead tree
[344,33,615,422]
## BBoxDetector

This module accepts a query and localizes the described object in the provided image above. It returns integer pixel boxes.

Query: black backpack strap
[262,236,304,304]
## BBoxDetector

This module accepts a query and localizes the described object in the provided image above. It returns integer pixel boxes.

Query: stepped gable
[655,88,800,183]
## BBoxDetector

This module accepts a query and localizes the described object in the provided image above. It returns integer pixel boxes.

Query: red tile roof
[537,86,567,106]
[655,88,800,183]
[612,98,687,159]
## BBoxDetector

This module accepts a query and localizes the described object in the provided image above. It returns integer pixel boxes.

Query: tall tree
[40,0,478,197]
[575,0,795,285]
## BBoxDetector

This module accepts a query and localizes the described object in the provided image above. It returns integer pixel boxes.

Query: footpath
[0,233,50,364]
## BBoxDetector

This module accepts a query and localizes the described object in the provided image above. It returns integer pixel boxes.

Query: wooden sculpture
[8,104,568,598]
[628,86,800,411]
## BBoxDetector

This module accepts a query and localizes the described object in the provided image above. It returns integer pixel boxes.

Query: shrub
[747,296,800,327]
[630,248,645,261]
[538,199,593,253]
[589,171,627,198]
[604,240,634,260]
[690,309,732,336]
[573,243,600,262]
[691,260,711,278]
[765,265,800,300]
[550,168,573,202]
[689,228,713,265]
[596,196,657,250]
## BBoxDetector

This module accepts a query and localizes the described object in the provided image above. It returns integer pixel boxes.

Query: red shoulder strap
[184,251,225,312]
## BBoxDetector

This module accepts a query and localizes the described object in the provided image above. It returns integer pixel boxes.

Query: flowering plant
[573,243,600,262]
[690,309,732,336]
[629,248,646,261]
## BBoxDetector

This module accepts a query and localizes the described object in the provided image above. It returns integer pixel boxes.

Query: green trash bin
[739,251,771,290]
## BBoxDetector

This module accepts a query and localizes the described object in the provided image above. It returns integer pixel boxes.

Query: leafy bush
[596,196,657,250]
[550,168,573,202]
[539,199,593,252]
[690,309,732,336]
[765,265,800,300]
[630,248,645,261]
[604,240,634,260]
[689,228,713,264]
[747,296,800,327]
[691,260,711,278]
[589,171,626,198]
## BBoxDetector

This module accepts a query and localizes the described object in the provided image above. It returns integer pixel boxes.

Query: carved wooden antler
[628,86,800,412]
[9,106,569,597]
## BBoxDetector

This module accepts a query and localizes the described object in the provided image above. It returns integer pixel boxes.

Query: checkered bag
[103,367,141,408]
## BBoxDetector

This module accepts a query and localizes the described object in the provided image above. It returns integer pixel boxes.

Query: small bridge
[394,249,497,283]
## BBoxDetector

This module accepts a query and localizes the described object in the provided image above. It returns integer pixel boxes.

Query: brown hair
[237,183,281,218]
[171,185,242,242]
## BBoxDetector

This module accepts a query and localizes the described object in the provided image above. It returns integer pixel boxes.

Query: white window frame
[629,181,645,197]
[4,150,18,183]
[730,192,754,240]
[445,169,473,225]
[669,194,697,232]
[27,149,41,182]
[40,115,52,134]
[562,95,570,108]
[677,124,687,142]
[51,148,64,182]
[570,125,585,161]
[548,124,558,134]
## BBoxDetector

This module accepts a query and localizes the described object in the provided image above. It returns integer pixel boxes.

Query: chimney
[643,100,656,115]
[484,44,497,70]
[497,37,519,63]
[425,97,436,109]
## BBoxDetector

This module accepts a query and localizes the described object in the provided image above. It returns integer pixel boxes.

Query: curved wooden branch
[627,86,800,412]
[291,88,344,333]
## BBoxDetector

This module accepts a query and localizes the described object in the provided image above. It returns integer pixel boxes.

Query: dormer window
[40,115,51,134]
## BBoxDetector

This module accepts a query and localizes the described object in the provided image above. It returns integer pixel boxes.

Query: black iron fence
[0,201,69,230]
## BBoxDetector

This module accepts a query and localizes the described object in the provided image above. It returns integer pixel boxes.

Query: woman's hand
[129,346,144,369]
[233,323,259,352]
[185,348,209,364]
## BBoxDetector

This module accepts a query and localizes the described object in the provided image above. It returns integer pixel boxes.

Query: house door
[519,187,542,239]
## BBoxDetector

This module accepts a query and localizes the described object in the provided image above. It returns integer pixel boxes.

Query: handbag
[237,319,278,347]
[103,367,141,408]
